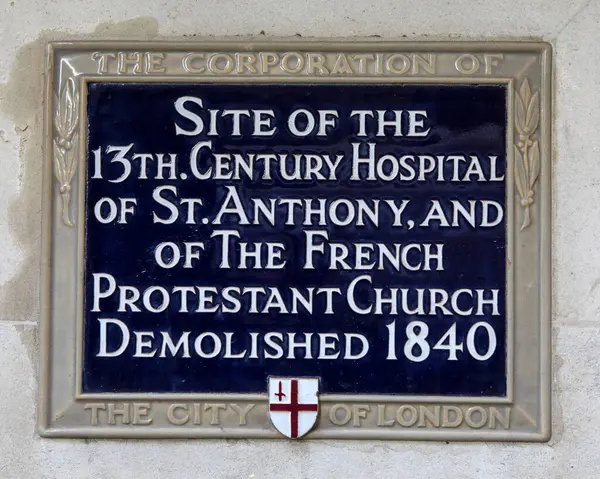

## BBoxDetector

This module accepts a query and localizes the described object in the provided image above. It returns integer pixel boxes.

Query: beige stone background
[0,0,598,477]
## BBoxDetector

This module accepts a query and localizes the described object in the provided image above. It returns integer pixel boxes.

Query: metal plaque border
[39,40,551,441]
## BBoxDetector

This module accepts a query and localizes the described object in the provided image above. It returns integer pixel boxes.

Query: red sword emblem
[275,381,286,401]
[269,379,318,439]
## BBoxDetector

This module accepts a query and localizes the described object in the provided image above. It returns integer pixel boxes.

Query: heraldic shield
[268,377,320,439]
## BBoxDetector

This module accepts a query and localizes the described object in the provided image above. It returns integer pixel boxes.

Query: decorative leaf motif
[53,77,80,227]
[67,141,78,181]
[515,93,526,135]
[525,91,539,135]
[519,78,531,110]
[53,139,66,180]
[60,85,69,128]
[514,77,542,231]
[514,145,526,199]
[54,101,64,139]
[529,140,540,190]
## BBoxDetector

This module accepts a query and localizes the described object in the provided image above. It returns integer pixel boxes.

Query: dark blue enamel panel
[83,82,507,396]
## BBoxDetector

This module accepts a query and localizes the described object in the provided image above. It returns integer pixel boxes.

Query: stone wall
[0,1,598,477]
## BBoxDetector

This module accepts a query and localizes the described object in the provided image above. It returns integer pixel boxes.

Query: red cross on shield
[268,377,319,439]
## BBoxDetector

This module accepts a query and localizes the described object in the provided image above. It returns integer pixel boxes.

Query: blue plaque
[84,82,506,395]
[40,42,552,440]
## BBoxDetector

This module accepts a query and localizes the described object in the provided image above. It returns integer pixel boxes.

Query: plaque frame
[40,41,552,441]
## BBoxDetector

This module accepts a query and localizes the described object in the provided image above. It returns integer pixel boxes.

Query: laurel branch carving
[53,77,80,227]
[514,77,540,231]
